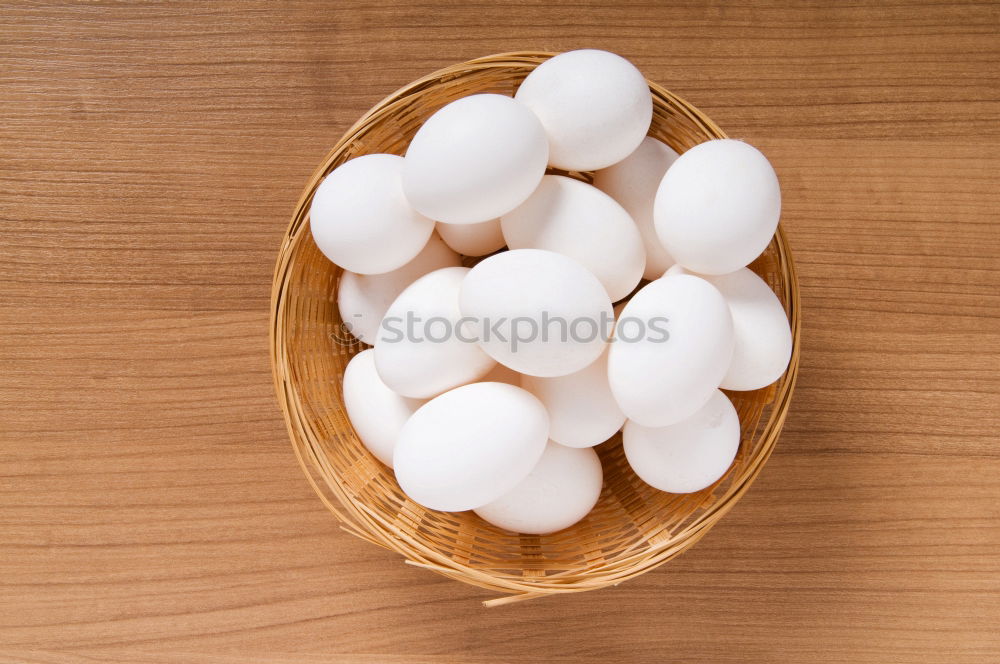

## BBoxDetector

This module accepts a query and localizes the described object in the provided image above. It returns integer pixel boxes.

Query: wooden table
[2,2,998,662]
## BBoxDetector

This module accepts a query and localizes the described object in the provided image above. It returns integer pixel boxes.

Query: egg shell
[501,175,645,301]
[654,139,781,275]
[609,274,734,427]
[474,441,603,534]
[375,266,496,399]
[342,349,422,467]
[310,154,434,274]
[394,382,550,511]
[436,218,506,257]
[593,137,679,280]
[669,266,792,391]
[403,94,548,224]
[623,389,740,493]
[337,234,461,344]
[514,49,653,171]
[520,346,624,448]
[459,249,613,378]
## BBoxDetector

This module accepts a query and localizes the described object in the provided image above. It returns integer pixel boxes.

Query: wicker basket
[270,52,801,606]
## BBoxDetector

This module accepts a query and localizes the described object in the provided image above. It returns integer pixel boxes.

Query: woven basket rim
[269,51,801,606]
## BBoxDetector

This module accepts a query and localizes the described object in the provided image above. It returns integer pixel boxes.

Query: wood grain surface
[2,1,998,662]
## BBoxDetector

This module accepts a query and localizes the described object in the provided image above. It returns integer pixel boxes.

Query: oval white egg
[609,274,734,427]
[342,349,422,467]
[593,137,679,280]
[669,266,792,391]
[654,139,781,275]
[310,154,434,274]
[394,382,549,511]
[403,94,548,224]
[501,175,645,301]
[514,49,653,171]
[623,389,740,493]
[375,266,496,399]
[474,441,603,534]
[459,249,613,378]
[337,234,461,344]
[520,346,624,448]
[436,219,506,257]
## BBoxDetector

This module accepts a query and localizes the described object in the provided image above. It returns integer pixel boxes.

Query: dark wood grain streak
[1,1,999,662]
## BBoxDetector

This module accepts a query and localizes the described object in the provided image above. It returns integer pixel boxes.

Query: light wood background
[2,1,999,662]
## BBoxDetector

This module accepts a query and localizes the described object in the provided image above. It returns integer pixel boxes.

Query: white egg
[514,49,653,171]
[520,346,624,448]
[593,137,679,280]
[436,219,506,257]
[501,175,645,301]
[337,234,461,344]
[624,390,740,493]
[374,266,496,399]
[482,362,522,386]
[459,249,613,378]
[475,441,603,534]
[654,139,781,275]
[669,266,792,391]
[403,94,548,224]
[394,382,549,511]
[342,349,422,467]
[310,154,434,274]
[609,274,734,427]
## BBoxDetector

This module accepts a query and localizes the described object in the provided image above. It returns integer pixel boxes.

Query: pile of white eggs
[312,50,792,535]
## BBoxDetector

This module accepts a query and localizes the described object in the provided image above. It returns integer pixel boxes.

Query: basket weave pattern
[270,52,801,606]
